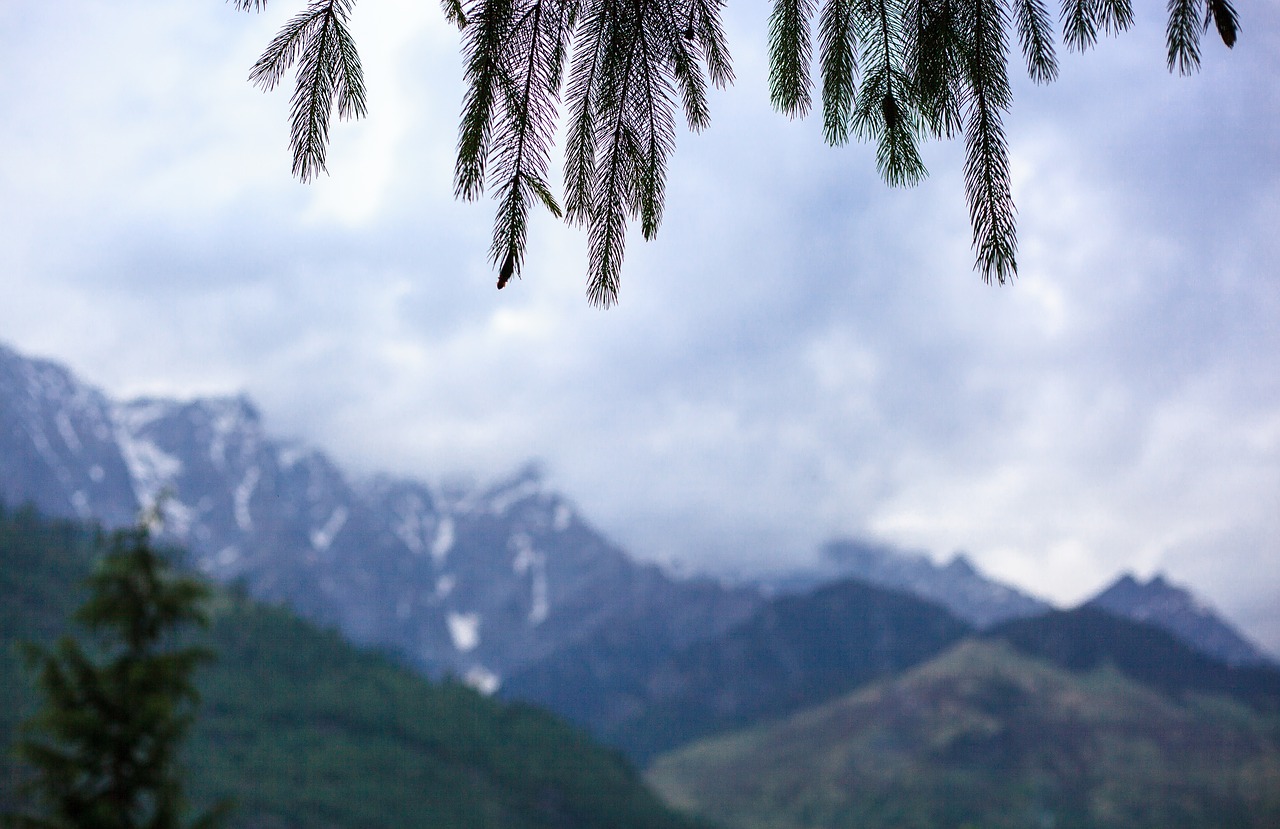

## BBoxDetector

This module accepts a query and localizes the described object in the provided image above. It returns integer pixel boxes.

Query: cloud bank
[1,2,1277,651]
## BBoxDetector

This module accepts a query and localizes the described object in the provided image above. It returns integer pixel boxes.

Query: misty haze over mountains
[1,339,1273,705]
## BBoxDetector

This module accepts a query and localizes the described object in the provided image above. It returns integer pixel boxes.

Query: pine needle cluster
[236,0,1240,302]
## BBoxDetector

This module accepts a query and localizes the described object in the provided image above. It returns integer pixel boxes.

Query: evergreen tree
[233,0,1240,302]
[3,527,229,829]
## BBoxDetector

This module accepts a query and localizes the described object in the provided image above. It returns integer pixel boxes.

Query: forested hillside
[0,504,710,829]
[649,639,1280,829]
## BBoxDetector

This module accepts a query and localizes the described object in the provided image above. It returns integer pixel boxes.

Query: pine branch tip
[497,252,517,290]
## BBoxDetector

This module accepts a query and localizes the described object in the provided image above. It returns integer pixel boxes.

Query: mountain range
[0,342,762,692]
[1,339,1273,710]
[5,340,1280,827]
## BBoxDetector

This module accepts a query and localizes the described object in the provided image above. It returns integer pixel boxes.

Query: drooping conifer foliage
[235,0,1240,303]
[3,526,228,829]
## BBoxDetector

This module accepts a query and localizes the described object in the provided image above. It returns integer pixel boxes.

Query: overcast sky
[2,1,1277,653]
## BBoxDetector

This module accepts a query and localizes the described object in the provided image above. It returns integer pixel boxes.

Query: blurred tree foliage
[233,0,1239,302]
[2,518,229,829]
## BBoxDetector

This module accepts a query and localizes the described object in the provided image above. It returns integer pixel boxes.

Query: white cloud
[1,1,1278,653]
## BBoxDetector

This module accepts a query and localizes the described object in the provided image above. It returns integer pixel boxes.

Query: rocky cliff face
[0,343,762,689]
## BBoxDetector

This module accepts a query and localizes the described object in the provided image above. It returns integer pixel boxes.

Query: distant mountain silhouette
[506,577,972,761]
[1087,572,1275,666]
[987,606,1280,713]
[753,538,1049,627]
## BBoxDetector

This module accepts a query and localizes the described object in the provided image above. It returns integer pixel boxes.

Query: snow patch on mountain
[488,479,542,514]
[448,612,481,652]
[234,467,259,531]
[465,666,500,695]
[115,432,183,506]
[310,506,348,552]
[431,516,455,563]
[55,411,82,454]
[511,533,550,625]
[553,503,573,532]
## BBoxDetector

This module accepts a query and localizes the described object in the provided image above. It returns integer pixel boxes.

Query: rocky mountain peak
[0,340,762,692]
[1087,572,1274,667]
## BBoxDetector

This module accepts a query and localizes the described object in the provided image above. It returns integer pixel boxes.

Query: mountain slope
[0,341,763,687]
[1087,572,1276,666]
[0,505,711,829]
[987,607,1280,714]
[506,578,972,762]
[648,638,1280,829]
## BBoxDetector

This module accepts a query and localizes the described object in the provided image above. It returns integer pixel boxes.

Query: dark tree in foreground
[233,0,1240,303]
[3,527,228,829]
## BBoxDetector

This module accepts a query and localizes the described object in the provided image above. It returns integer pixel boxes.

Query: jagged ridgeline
[0,505,711,829]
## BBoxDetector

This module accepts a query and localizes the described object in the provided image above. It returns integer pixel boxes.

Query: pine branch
[247,7,317,91]
[657,0,711,132]
[584,0,649,306]
[685,0,734,87]
[819,0,859,144]
[770,0,818,117]
[635,22,679,238]
[910,0,965,138]
[487,0,575,286]
[1166,0,1202,74]
[247,0,365,182]
[1059,0,1097,51]
[456,0,519,200]
[1095,0,1134,37]
[1206,0,1239,48]
[564,4,608,224]
[333,12,368,120]
[960,0,1017,283]
[1015,0,1058,82]
[239,0,1242,298]
[846,0,926,186]
[442,0,469,28]
[288,8,339,181]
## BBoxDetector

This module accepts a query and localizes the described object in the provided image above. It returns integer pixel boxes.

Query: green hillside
[648,638,1280,829]
[507,577,971,762]
[0,504,709,829]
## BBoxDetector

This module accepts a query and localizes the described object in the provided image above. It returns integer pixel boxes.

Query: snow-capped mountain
[0,345,138,528]
[757,537,1050,629]
[0,342,762,688]
[1086,573,1275,667]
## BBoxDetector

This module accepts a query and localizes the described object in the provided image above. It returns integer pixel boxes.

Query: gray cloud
[1,1,1277,654]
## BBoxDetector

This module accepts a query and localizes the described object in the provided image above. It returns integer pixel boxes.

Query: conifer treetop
[4,527,229,829]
